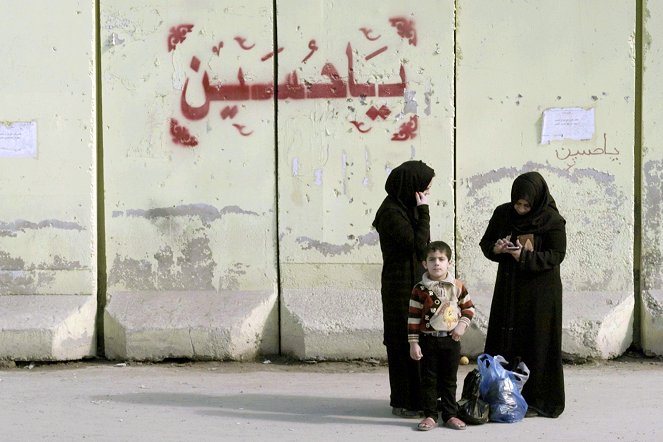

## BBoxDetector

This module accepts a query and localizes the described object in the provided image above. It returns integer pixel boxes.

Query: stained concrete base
[280,287,641,361]
[562,291,634,359]
[0,294,97,361]
[280,288,386,360]
[641,289,663,356]
[280,287,490,360]
[103,290,278,361]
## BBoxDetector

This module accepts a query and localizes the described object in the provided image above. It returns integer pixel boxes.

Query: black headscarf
[372,160,435,226]
[384,160,435,208]
[509,171,565,234]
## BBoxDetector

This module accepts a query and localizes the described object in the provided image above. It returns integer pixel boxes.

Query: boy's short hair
[423,241,452,260]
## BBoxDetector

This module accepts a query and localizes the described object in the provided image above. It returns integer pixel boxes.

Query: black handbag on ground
[457,368,490,425]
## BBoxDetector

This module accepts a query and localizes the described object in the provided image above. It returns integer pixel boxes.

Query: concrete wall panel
[2,1,655,362]
[641,0,663,356]
[0,2,97,360]
[456,0,635,358]
[276,0,455,358]
[101,1,278,360]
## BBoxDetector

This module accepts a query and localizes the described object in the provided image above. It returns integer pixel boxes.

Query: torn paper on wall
[0,121,37,158]
[540,107,595,144]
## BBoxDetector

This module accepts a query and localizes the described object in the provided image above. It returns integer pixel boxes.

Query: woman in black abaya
[479,171,566,418]
[373,160,435,417]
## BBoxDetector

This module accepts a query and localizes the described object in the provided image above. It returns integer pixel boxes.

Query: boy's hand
[409,342,422,360]
[452,322,468,341]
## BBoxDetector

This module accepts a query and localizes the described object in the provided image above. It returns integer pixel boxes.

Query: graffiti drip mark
[391,115,418,141]
[234,36,255,50]
[220,105,239,120]
[365,46,388,61]
[212,41,224,55]
[350,121,372,133]
[359,27,381,41]
[167,24,194,52]
[389,17,417,46]
[232,124,253,136]
[261,47,284,62]
[301,39,319,64]
[366,105,391,120]
[190,56,201,73]
[170,118,198,147]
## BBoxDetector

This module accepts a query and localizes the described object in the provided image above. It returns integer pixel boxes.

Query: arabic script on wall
[167,17,421,147]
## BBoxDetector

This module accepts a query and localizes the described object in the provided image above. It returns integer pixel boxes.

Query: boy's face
[423,250,450,281]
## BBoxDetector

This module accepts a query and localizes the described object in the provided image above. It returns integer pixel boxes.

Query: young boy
[408,241,475,431]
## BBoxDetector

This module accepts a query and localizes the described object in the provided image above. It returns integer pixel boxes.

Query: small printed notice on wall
[541,107,594,144]
[0,121,37,158]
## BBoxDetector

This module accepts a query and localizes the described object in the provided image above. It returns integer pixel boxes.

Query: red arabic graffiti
[261,47,284,62]
[391,115,418,141]
[234,36,255,50]
[220,106,239,120]
[350,121,372,133]
[301,40,319,63]
[169,16,423,144]
[365,46,388,61]
[232,124,253,136]
[170,118,198,147]
[167,24,193,52]
[366,105,391,121]
[212,41,224,56]
[180,42,407,120]
[190,56,201,73]
[389,17,417,46]
[359,27,381,41]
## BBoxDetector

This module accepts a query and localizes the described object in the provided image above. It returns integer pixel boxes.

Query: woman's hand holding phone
[494,236,522,254]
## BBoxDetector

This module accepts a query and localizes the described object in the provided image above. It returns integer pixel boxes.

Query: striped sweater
[408,272,475,343]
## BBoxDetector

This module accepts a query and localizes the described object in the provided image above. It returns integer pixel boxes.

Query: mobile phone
[505,245,521,250]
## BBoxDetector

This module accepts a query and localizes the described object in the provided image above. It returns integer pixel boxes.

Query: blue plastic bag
[477,353,529,423]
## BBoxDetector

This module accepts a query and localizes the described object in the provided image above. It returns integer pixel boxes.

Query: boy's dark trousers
[419,333,461,422]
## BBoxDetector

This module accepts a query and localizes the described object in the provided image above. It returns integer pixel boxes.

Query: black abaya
[373,160,435,411]
[479,172,566,418]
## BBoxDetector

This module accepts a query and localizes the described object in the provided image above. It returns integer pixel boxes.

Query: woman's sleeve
[413,205,430,260]
[379,205,430,258]
[479,207,504,263]
[518,221,566,272]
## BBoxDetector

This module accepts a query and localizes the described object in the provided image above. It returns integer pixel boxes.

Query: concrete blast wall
[0,2,97,360]
[1,0,661,361]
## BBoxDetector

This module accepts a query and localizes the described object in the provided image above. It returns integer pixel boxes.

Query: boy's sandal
[417,417,437,431]
[443,417,467,430]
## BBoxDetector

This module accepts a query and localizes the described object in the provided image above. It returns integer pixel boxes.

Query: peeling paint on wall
[0,251,66,294]
[458,162,630,294]
[296,231,378,256]
[109,235,215,291]
[0,219,85,237]
[642,160,663,289]
[113,203,259,224]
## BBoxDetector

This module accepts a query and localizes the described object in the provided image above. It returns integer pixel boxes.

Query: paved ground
[0,356,661,442]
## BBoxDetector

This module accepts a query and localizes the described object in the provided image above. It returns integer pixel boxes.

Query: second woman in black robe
[479,171,566,418]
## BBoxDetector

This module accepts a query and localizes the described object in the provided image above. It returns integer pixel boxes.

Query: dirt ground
[1,351,662,442]
[2,347,660,374]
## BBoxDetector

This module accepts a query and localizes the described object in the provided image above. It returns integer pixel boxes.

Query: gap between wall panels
[272,0,283,355]
[95,0,108,357]
[633,0,643,349]
[453,3,458,265]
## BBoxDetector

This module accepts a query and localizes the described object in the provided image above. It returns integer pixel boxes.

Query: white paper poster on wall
[0,121,37,158]
[541,107,595,144]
